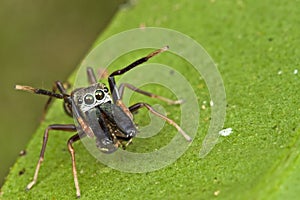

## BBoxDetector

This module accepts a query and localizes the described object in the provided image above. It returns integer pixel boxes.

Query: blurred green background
[0,0,126,187]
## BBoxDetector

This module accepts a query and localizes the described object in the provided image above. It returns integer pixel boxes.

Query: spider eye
[84,94,94,105]
[95,90,104,100]
[103,87,109,93]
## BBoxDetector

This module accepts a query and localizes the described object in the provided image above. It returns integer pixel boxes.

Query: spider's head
[71,83,112,113]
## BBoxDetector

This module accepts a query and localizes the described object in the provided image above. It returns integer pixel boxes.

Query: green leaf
[1,0,299,199]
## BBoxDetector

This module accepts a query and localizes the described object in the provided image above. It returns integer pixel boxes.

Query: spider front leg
[108,46,169,103]
[43,81,72,119]
[15,82,72,118]
[129,103,192,142]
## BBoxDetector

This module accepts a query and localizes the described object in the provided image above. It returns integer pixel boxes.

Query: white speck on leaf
[214,190,220,196]
[219,128,233,136]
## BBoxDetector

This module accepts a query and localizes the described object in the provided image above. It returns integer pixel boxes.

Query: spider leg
[67,133,84,198]
[15,84,64,99]
[15,82,72,118]
[108,46,169,103]
[129,102,192,142]
[118,83,184,105]
[26,124,77,191]
[86,67,98,85]
[43,81,72,119]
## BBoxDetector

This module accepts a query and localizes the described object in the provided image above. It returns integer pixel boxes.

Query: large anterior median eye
[95,90,104,100]
[84,94,94,105]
